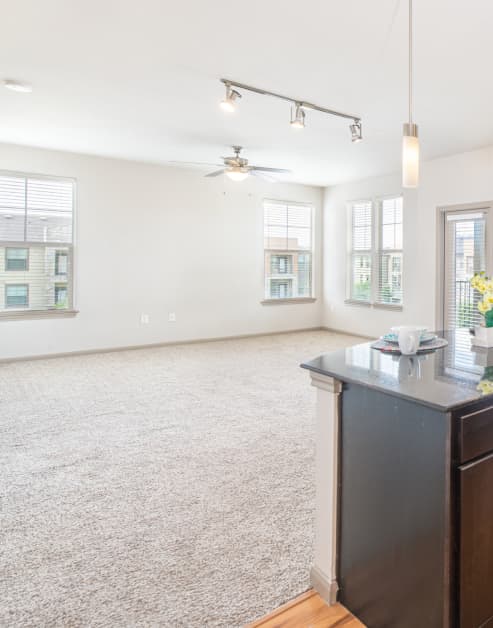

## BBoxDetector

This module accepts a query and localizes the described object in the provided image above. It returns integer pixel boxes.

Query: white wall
[323,145,493,337]
[0,143,323,360]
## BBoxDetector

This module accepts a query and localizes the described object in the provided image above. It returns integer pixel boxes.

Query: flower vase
[472,322,493,348]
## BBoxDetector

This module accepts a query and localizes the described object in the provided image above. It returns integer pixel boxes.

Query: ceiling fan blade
[167,160,221,167]
[250,166,292,174]
[205,169,226,178]
[250,170,278,183]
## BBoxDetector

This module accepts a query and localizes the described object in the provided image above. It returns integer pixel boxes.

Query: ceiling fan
[205,146,291,182]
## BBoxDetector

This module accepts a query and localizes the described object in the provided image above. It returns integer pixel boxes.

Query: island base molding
[309,371,342,608]
[310,564,338,605]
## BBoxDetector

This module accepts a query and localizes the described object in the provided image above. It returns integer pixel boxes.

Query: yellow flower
[478,300,489,314]
[477,380,493,395]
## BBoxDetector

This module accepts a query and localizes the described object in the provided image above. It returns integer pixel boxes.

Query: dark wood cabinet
[459,453,493,628]
[337,385,493,628]
[301,332,493,627]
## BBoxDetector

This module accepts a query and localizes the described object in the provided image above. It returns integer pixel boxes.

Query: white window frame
[261,198,316,305]
[0,170,78,321]
[346,194,404,310]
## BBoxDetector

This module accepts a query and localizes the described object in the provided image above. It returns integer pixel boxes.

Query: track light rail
[220,78,361,123]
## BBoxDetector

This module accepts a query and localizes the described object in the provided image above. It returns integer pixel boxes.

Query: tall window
[0,173,75,316]
[264,200,313,301]
[378,197,403,305]
[349,200,372,302]
[348,196,403,307]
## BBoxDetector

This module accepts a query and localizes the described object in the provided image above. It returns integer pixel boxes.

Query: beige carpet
[0,330,361,627]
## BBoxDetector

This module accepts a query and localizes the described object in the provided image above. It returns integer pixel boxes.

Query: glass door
[443,209,489,330]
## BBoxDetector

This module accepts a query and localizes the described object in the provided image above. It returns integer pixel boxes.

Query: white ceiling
[1,0,493,186]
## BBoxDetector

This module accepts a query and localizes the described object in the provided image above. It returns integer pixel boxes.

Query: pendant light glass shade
[402,123,419,188]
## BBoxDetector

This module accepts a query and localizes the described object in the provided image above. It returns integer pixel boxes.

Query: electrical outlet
[141,313,150,324]
[168,312,176,322]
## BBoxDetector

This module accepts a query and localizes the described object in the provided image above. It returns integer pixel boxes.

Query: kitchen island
[301,330,493,628]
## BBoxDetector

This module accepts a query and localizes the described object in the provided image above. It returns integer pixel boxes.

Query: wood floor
[246,589,365,628]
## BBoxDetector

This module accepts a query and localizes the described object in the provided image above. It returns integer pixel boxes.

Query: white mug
[398,326,421,355]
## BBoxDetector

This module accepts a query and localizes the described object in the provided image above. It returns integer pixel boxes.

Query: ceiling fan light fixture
[290,103,305,129]
[225,166,249,181]
[220,84,242,112]
[350,121,362,143]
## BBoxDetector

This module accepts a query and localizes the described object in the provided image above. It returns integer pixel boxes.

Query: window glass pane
[271,254,293,274]
[287,205,311,228]
[0,173,74,315]
[353,225,371,250]
[382,224,395,249]
[287,226,310,250]
[395,223,403,249]
[378,252,403,304]
[445,215,485,329]
[264,203,288,250]
[352,201,372,250]
[0,176,25,209]
[297,253,312,297]
[264,201,313,299]
[351,254,371,301]
[26,211,72,243]
[270,279,293,299]
[6,248,28,271]
[5,284,28,308]
[55,284,68,308]
[0,211,25,241]
[377,197,403,304]
[0,245,71,312]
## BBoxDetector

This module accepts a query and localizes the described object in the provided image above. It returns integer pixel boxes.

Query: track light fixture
[219,78,361,141]
[350,121,362,143]
[290,103,305,129]
[220,83,242,112]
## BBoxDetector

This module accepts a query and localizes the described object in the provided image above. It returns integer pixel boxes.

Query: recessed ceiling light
[3,79,32,93]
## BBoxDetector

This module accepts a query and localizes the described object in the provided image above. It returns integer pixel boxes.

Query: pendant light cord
[409,0,413,125]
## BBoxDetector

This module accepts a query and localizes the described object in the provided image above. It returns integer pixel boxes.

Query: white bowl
[391,325,427,335]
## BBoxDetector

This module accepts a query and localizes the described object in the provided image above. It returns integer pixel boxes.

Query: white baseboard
[0,325,328,364]
[310,564,339,605]
[320,325,374,340]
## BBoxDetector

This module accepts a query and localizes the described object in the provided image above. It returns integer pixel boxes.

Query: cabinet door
[460,452,493,628]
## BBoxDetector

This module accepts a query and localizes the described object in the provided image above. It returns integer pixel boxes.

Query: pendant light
[402,0,419,188]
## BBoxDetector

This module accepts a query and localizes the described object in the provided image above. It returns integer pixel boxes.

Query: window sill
[373,302,403,311]
[261,297,317,305]
[344,299,372,307]
[0,309,79,322]
[344,299,403,311]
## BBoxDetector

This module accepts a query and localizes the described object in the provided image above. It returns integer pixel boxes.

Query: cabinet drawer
[458,404,493,463]
[459,453,493,628]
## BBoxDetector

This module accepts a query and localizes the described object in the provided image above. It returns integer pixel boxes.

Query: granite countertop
[301,330,493,411]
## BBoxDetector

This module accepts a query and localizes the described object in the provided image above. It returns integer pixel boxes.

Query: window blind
[444,210,486,330]
[349,200,372,301]
[0,173,74,315]
[377,196,403,305]
[264,201,313,300]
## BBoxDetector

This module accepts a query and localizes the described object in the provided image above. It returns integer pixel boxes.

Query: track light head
[290,103,305,129]
[350,121,362,143]
[220,84,242,112]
